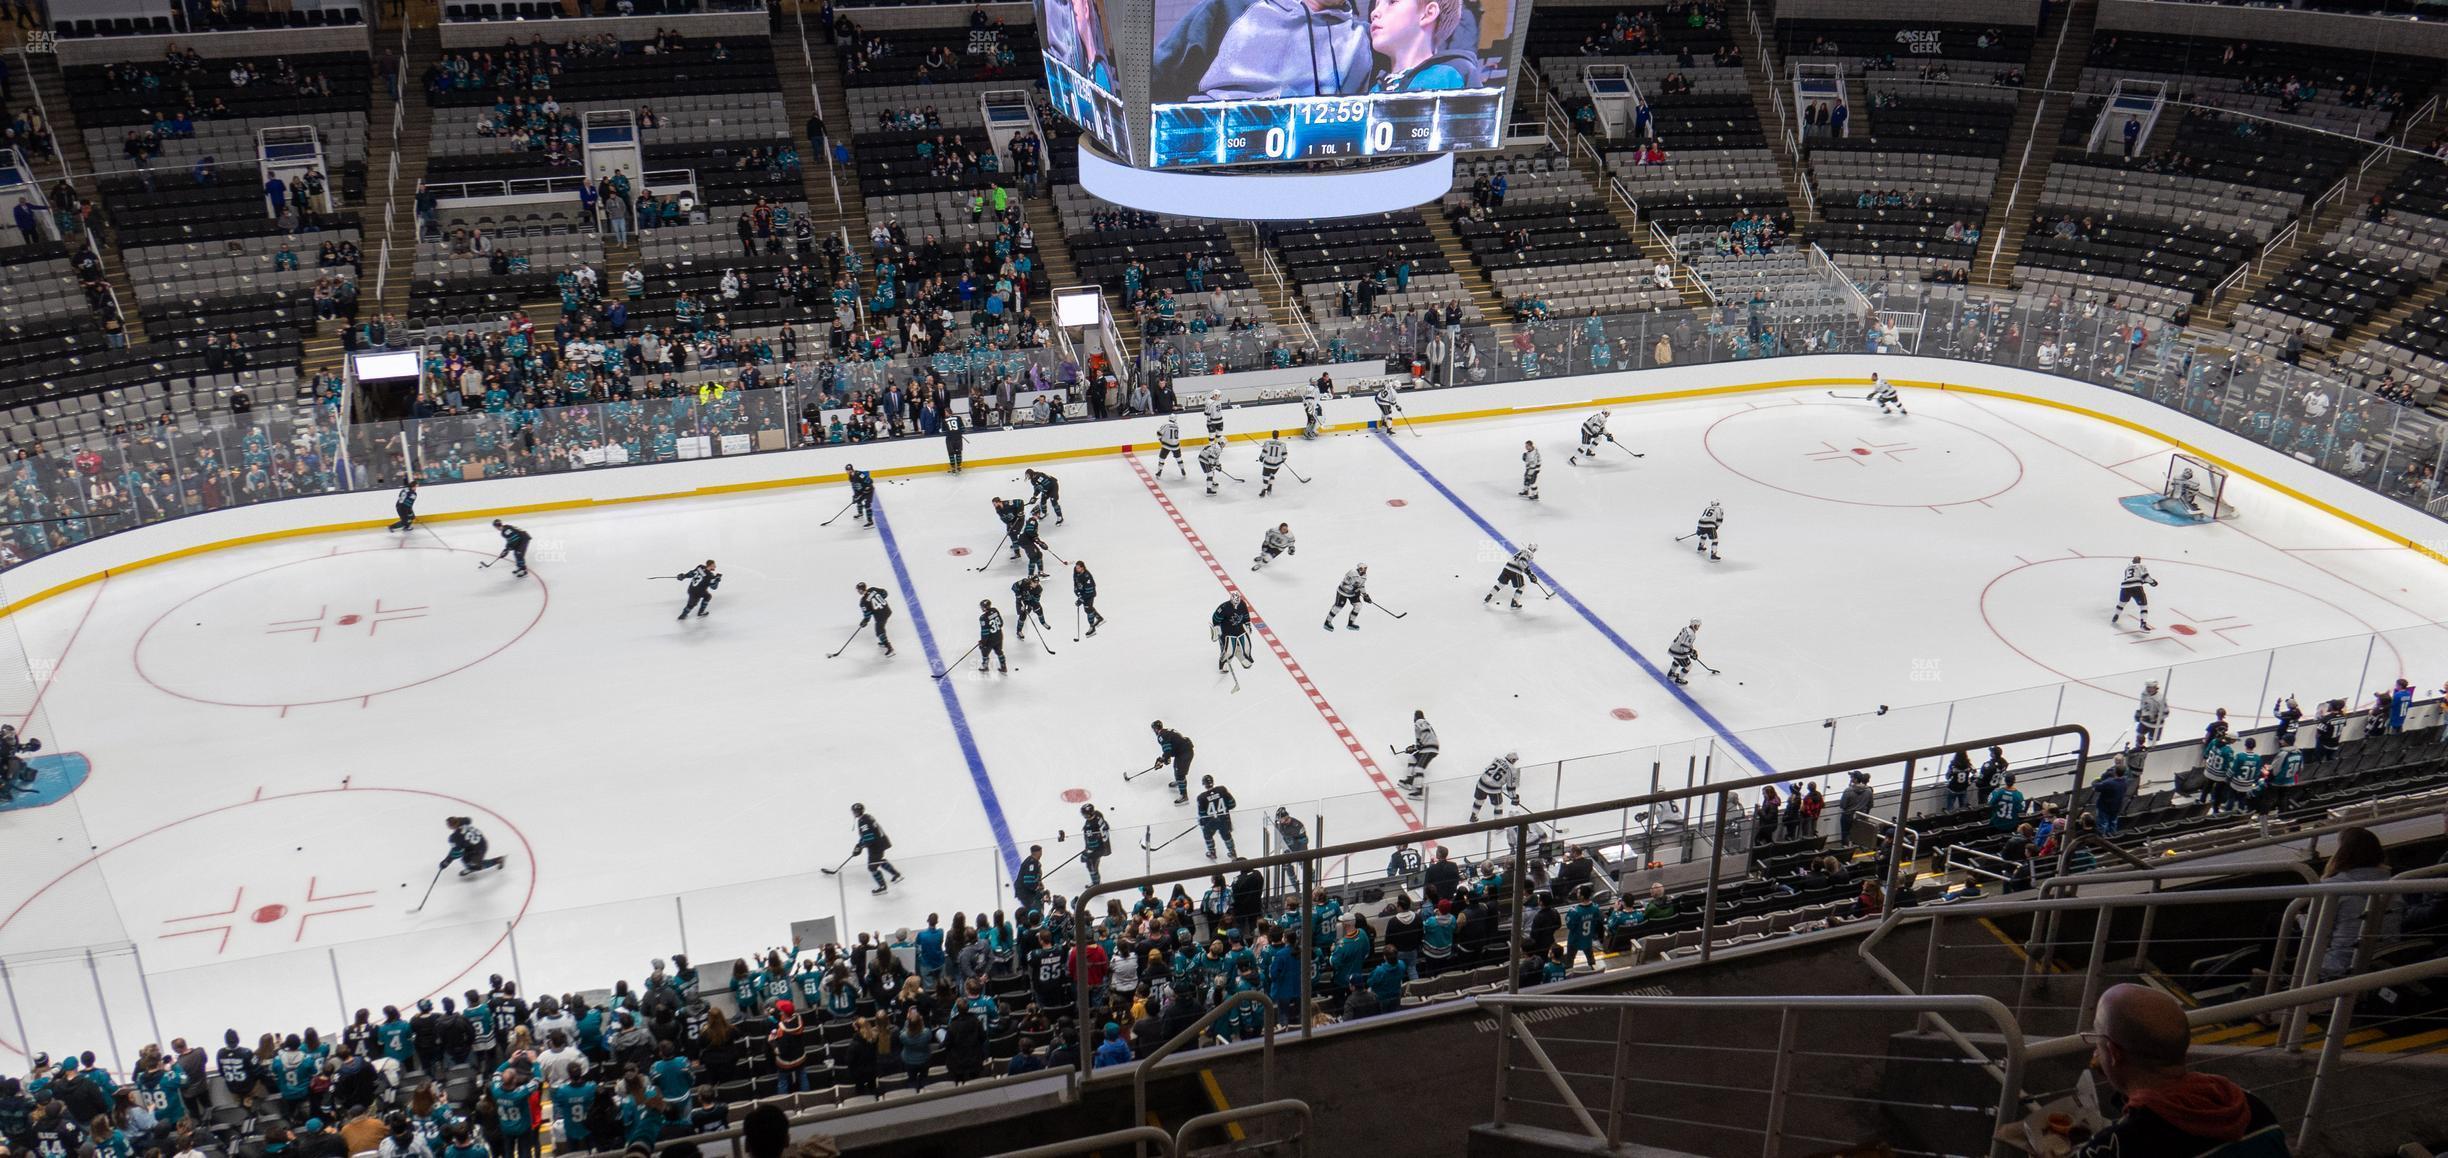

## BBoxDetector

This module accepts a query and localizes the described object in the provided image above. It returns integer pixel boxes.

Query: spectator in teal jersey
[1987,773,2027,832]
[488,1068,538,1158]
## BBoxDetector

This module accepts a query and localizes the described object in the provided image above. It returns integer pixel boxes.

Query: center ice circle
[1702,404,2023,508]
[134,546,548,709]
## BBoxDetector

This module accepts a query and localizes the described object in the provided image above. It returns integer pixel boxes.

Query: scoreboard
[1148,91,1507,169]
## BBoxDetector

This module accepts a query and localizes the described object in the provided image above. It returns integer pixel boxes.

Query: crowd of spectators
[425,30,695,100]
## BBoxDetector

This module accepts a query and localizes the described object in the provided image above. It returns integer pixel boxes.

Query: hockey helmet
[1150,720,1165,732]
[1505,751,1519,763]
[1689,617,1703,628]
[850,803,866,816]
[1080,803,1095,817]
[1202,774,1215,787]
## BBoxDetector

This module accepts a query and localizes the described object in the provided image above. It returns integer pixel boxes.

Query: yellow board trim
[7,375,2442,622]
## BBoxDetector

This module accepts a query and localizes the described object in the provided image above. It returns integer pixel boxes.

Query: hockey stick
[1825,391,1869,400]
[818,498,857,527]
[408,862,449,914]
[1698,660,1723,676]
[1370,601,1408,620]
[1122,760,1165,782]
[1218,468,1246,483]
[972,533,1016,572]
[825,621,868,659]
[1073,603,1082,643]
[1030,619,1058,655]
[816,850,858,876]
[1046,846,1085,875]
[1610,439,1646,459]
[1227,660,1241,694]
[933,641,982,681]
[1138,822,1202,853]
[477,556,497,569]
[1042,543,1069,565]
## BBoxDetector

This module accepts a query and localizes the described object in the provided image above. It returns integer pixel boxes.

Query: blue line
[870,494,1023,875]
[1372,432,1780,776]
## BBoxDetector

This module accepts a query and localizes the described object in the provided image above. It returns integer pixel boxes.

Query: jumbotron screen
[1038,0,1131,159]
[1147,0,1521,168]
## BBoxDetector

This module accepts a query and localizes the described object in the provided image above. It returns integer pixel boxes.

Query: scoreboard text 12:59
[1148,92,1504,169]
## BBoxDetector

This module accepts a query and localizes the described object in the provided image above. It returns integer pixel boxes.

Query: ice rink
[4,375,2446,1063]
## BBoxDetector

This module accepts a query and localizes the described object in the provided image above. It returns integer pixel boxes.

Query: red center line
[1122,451,1422,833]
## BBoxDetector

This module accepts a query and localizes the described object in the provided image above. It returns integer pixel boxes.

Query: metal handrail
[989,1128,1176,1158]
[1066,725,2093,1080]
[1480,992,2029,1158]
[1172,1100,1310,1157]
[1110,986,1277,1158]
[1861,877,2448,1087]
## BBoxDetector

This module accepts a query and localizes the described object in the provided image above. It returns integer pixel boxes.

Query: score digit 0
[1367,120,1395,154]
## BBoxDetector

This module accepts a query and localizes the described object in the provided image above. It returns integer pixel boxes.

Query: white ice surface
[2,372,2445,1067]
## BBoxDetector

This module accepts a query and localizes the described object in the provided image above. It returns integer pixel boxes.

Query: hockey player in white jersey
[2134,680,2168,746]
[1483,542,1543,609]
[1203,391,1227,441]
[1251,522,1296,570]
[1667,618,1704,685]
[1867,373,1906,415]
[2161,468,2206,520]
[2111,556,2159,630]
[1155,418,1186,477]
[1693,501,1725,561]
[1469,752,1522,821]
[1569,411,1616,464]
[1396,709,1439,798]
[1324,564,1371,631]
[1374,380,1401,429]
[1519,441,1542,500]
[1257,432,1290,496]
[1198,441,1226,496]
[1301,391,1324,440]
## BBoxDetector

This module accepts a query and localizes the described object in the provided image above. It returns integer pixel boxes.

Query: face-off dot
[336,614,362,626]
[2168,624,2198,636]
[949,547,971,556]
[251,904,288,924]
[1851,447,1871,456]
[1386,499,1407,507]
[1060,788,1089,803]
[1611,708,1639,720]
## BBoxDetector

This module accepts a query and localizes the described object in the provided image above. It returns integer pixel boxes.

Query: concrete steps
[1976,0,2096,289]
[21,53,149,344]
[1424,209,1510,336]
[1012,194,1084,335]
[1222,225,1309,343]
[1736,0,1812,229]
[371,24,441,331]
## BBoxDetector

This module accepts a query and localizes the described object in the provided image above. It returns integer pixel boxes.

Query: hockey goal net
[2162,453,2236,521]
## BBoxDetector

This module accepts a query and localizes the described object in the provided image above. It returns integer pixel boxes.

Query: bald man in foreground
[2077,983,2284,1156]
